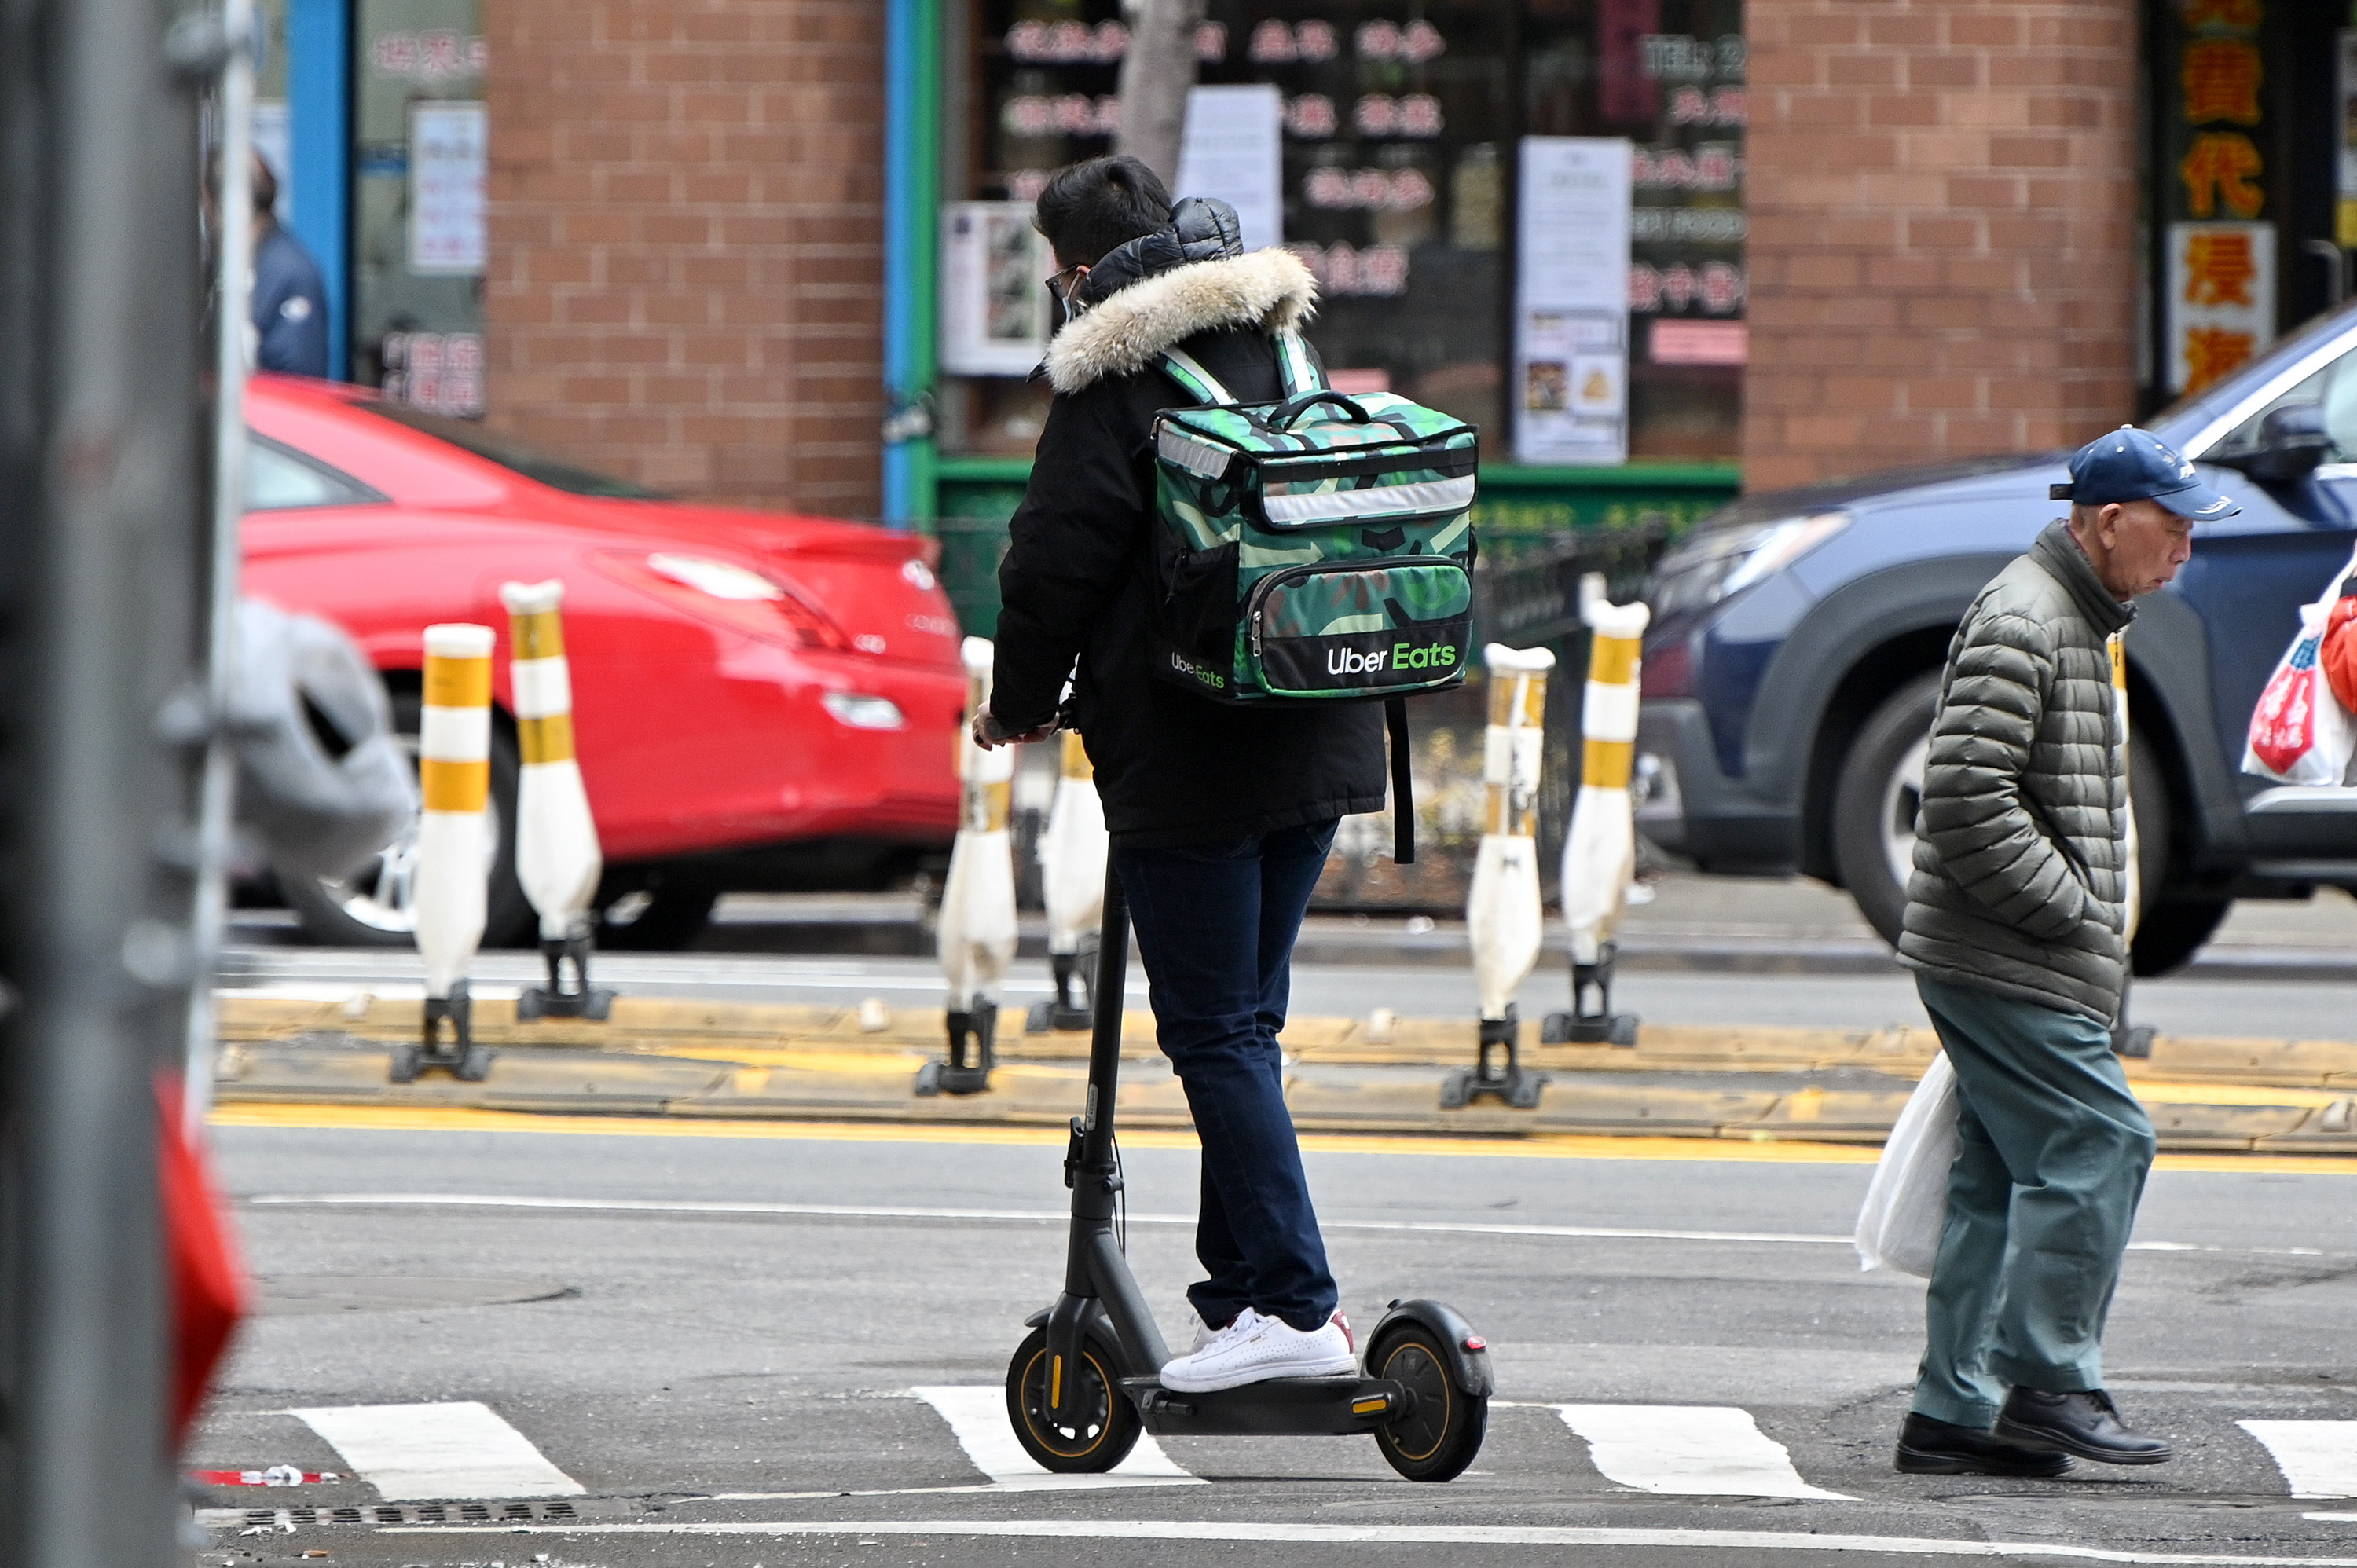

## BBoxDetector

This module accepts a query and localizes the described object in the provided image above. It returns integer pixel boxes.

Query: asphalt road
[196,1111,2357,1567]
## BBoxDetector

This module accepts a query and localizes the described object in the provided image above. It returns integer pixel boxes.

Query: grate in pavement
[198,1497,603,1530]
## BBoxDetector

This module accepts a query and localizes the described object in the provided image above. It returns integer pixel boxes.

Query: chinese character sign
[2162,0,2272,395]
[2168,222,2273,394]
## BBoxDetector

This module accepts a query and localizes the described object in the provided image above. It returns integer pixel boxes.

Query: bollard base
[1541,943,1640,1047]
[391,980,495,1083]
[1441,1006,1549,1111]
[517,933,614,1021]
[918,999,999,1096]
[1025,940,1098,1034]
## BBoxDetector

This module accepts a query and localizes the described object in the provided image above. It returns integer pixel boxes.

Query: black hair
[1032,156,1171,269]
[251,154,278,216]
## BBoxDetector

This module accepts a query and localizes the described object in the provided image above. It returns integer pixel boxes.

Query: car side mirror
[2210,402,2333,482]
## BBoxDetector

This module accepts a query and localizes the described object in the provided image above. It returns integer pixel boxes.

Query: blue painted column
[284,0,350,379]
[882,0,940,525]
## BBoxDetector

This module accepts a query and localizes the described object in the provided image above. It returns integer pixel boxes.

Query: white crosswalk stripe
[2240,1420,2357,1499]
[912,1386,1203,1491]
[1550,1404,1857,1500]
[291,1401,585,1500]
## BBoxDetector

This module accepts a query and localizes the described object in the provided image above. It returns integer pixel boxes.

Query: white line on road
[1550,1404,1854,1500]
[2240,1420,2357,1498]
[291,1401,585,1500]
[911,1385,1200,1491]
[242,1192,2311,1255]
[376,1519,2357,1564]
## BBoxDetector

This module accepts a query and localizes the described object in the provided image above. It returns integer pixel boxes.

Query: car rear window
[358,403,665,499]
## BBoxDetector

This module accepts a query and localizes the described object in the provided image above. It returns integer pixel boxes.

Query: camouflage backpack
[1148,331,1479,859]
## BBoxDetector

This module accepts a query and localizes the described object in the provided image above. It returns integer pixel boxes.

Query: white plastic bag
[1854,1051,1959,1277]
[2245,548,2357,786]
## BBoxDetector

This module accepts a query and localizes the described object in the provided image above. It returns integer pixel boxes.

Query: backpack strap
[1386,696,1415,866]
[1160,348,1236,405]
[1274,330,1323,398]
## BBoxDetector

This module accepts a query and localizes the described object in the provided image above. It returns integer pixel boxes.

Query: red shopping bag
[2245,551,2357,786]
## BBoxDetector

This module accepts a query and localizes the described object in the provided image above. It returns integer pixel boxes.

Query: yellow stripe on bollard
[424,655,493,710]
[420,757,492,813]
[516,713,576,766]
[1583,737,1636,788]
[1061,729,1093,780]
[1588,636,1640,687]
[513,607,566,662]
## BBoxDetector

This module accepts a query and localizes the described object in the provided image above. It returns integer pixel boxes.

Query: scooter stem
[1047,863,1168,1420]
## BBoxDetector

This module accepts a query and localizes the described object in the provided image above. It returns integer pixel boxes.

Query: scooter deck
[1121,1374,1411,1438]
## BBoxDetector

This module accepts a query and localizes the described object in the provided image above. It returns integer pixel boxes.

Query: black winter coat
[990,245,1387,848]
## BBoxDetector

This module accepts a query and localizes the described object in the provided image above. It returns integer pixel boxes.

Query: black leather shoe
[1894,1412,2073,1477]
[1995,1388,2172,1466]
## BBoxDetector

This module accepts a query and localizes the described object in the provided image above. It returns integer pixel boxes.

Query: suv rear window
[359,403,664,499]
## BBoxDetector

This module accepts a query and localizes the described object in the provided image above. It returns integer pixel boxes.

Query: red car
[243,374,965,947]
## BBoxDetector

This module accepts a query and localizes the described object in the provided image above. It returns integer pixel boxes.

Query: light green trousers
[1909,975,2157,1429]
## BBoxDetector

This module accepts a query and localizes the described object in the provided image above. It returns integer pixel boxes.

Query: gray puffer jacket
[1897,522,2132,1023]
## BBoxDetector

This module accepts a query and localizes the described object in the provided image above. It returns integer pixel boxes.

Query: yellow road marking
[207,1102,2357,1173]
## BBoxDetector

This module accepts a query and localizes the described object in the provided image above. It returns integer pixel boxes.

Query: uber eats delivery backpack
[1148,329,1479,863]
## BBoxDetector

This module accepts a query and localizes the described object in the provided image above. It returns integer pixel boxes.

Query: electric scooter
[1003,864,1494,1482]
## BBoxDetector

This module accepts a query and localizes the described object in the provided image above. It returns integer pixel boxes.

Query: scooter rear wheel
[1369,1324,1486,1482]
[1005,1325,1142,1473]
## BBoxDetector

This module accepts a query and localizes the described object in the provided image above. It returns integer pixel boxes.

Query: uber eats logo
[1169,650,1226,689]
[1328,639,1459,676]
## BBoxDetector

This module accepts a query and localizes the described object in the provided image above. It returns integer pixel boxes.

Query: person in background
[1893,426,2238,1478]
[247,154,329,377]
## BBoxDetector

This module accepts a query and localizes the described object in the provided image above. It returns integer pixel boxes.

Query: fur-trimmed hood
[1043,247,1318,395]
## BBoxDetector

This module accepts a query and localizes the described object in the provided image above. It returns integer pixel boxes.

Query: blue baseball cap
[2048,424,2239,519]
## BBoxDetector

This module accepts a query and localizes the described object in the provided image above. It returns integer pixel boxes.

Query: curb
[216,992,2357,1088]
[211,995,2357,1157]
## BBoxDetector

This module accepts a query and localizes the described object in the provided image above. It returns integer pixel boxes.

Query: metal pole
[185,0,256,1133]
[0,0,211,1557]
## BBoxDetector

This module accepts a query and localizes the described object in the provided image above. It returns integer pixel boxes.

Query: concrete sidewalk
[224,874,2357,978]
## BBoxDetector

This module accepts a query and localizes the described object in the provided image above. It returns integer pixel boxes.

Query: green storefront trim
[928,456,1740,639]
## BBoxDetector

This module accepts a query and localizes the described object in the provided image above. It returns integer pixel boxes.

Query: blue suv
[1638,305,2357,975]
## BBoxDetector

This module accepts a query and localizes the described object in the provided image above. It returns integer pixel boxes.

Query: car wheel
[281,687,537,948]
[1834,673,2183,955]
[598,886,718,950]
[1831,673,1945,949]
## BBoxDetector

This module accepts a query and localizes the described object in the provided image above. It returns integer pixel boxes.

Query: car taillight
[588,551,847,650]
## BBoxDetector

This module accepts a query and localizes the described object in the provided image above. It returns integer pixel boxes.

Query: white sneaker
[1160,1307,1355,1393]
[1182,1306,1244,1354]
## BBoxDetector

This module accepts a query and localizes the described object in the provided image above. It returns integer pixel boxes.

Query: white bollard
[1546,575,1649,1046]
[921,636,1017,1094]
[1446,643,1556,1108]
[401,622,497,1082]
[1028,730,1108,1033]
[501,580,614,1020]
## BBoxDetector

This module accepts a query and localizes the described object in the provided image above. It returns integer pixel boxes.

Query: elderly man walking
[1891,426,2236,1478]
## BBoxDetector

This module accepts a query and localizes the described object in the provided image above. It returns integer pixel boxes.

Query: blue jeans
[1113,819,1340,1334]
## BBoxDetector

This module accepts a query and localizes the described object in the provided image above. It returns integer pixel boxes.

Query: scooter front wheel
[1005,1325,1142,1473]
[1369,1323,1486,1482]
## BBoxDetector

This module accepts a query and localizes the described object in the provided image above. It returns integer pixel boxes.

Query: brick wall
[1743,0,2140,493]
[482,0,884,515]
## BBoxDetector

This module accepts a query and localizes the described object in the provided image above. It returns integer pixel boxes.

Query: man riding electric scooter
[974,154,1375,1394]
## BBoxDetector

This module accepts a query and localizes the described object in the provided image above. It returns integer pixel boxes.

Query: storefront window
[350,0,488,416]
[945,0,1743,465]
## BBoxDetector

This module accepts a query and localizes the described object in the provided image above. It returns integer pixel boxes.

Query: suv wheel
[1830,674,2185,959]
